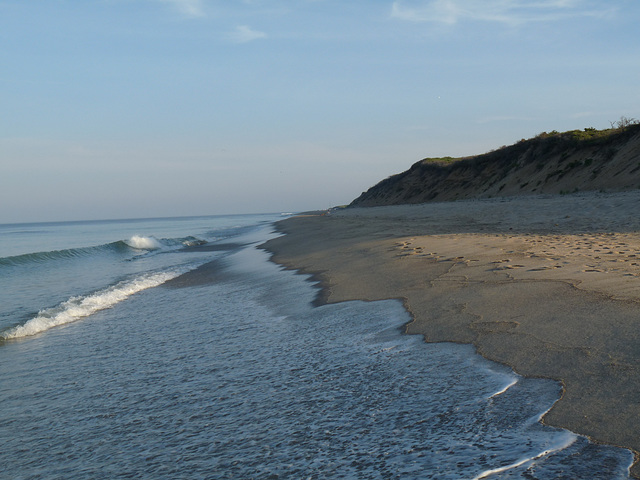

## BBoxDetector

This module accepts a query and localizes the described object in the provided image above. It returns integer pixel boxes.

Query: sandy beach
[263,190,640,477]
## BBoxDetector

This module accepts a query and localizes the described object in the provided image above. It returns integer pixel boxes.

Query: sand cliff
[351,124,640,206]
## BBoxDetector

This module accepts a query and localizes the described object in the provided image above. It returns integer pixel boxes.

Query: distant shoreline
[263,190,640,478]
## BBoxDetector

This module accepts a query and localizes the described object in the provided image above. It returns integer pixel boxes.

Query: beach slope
[263,191,640,477]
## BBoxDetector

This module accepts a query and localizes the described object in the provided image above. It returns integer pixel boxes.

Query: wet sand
[263,191,640,477]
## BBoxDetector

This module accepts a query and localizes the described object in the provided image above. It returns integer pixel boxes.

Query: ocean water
[0,214,633,479]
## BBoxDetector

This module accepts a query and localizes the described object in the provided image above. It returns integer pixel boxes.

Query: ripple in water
[0,242,633,479]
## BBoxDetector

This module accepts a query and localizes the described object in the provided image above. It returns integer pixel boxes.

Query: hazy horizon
[2,0,639,223]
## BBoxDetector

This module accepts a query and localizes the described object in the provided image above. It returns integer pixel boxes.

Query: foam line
[488,378,518,399]
[471,433,577,479]
[1,269,187,339]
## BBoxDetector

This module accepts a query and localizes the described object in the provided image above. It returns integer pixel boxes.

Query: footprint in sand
[493,264,525,270]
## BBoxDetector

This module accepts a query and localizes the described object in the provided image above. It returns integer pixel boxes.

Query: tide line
[488,378,518,399]
[471,433,577,480]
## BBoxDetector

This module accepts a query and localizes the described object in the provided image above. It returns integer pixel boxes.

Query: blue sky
[1,0,639,222]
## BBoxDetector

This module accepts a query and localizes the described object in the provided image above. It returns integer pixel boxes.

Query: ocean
[0,214,633,479]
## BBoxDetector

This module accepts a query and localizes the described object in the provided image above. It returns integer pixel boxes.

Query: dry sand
[263,190,640,477]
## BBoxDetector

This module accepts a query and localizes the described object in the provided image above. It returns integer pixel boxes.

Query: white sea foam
[471,431,577,479]
[182,238,207,247]
[125,235,163,250]
[488,378,519,399]
[1,270,184,339]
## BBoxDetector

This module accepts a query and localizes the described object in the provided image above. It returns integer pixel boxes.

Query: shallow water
[0,216,633,479]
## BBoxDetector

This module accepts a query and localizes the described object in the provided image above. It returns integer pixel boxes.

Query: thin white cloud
[159,0,205,18]
[229,25,268,43]
[391,0,615,25]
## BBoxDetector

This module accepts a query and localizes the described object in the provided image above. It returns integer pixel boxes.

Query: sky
[1,0,639,223]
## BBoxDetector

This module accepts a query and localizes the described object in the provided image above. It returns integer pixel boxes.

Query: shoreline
[263,190,640,478]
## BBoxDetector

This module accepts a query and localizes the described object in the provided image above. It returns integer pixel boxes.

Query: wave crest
[0,243,124,267]
[0,234,211,268]
[1,270,186,340]
[125,235,163,250]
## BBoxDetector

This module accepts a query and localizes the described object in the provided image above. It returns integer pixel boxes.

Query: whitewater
[0,214,633,479]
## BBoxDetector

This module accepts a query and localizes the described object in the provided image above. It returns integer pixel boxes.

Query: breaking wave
[0,235,209,267]
[124,235,163,250]
[1,268,190,340]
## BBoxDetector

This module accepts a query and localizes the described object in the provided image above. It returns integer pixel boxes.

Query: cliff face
[350,125,640,207]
